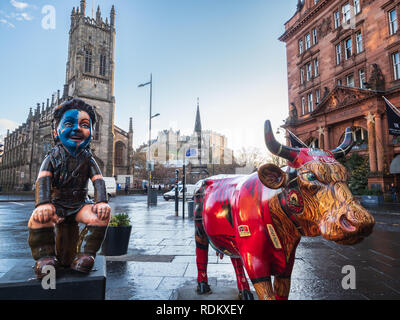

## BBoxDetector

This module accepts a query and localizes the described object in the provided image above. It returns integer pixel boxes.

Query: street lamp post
[139,74,160,206]
[177,145,187,219]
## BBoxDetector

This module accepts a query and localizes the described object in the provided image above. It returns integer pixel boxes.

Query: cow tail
[194,181,209,284]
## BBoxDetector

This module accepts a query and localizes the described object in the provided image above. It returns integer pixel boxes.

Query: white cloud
[14,12,32,20]
[10,0,29,10]
[0,18,15,28]
[0,119,19,135]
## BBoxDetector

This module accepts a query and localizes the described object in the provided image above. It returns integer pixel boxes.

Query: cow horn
[330,127,354,159]
[264,120,299,163]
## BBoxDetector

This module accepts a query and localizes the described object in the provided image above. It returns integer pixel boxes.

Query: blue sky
[0,0,298,152]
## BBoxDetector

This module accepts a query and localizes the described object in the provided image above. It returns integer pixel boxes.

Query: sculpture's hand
[32,203,56,224]
[93,202,111,221]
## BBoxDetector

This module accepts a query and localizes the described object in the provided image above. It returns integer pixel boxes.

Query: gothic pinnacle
[96,5,101,22]
[110,5,115,26]
[80,0,86,16]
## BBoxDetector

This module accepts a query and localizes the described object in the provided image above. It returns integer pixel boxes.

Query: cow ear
[258,164,287,189]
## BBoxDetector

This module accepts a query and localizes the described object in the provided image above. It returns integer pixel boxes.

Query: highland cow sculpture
[194,120,375,300]
[27,98,110,279]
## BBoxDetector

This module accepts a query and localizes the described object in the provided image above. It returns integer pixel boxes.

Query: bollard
[175,170,179,216]
[147,189,158,206]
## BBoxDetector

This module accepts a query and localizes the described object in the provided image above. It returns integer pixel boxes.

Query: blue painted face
[56,109,92,156]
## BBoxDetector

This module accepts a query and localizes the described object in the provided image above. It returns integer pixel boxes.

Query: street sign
[186,148,198,158]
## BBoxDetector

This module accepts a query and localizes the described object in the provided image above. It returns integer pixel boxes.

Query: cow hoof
[197,282,212,295]
[239,290,254,300]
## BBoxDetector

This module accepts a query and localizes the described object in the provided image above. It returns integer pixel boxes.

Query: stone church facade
[0,0,133,191]
[280,0,400,192]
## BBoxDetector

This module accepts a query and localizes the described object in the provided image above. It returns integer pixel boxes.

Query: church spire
[194,98,202,133]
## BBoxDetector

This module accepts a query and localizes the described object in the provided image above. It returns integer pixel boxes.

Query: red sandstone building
[279,0,400,191]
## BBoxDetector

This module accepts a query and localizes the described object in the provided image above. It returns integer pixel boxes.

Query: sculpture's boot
[28,227,59,279]
[71,226,107,273]
[55,221,79,267]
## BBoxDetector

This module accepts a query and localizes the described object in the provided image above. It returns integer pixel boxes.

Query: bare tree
[235,147,269,171]
[268,154,288,168]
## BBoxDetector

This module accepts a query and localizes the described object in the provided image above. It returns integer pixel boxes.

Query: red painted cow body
[194,121,375,300]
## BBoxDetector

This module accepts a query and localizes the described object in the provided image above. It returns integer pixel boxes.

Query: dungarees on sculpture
[194,120,375,300]
[27,98,111,279]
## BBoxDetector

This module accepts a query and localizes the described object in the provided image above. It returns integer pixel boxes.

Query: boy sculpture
[27,98,111,279]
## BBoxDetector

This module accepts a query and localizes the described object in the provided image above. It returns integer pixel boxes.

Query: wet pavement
[0,195,399,300]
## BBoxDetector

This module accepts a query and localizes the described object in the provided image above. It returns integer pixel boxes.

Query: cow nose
[339,207,375,237]
[339,214,357,233]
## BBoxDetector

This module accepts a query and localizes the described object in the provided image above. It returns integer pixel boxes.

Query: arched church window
[115,141,126,167]
[85,49,92,73]
[99,54,107,76]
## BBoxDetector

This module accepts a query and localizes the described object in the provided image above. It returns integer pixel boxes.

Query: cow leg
[230,257,254,300]
[195,217,211,294]
[273,276,291,300]
[253,280,276,300]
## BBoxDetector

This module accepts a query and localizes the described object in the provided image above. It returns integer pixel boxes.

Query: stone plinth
[0,256,106,300]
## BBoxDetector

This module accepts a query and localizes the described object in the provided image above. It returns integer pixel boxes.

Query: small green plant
[109,213,131,227]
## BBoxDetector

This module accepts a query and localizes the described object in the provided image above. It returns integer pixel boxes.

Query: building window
[336,44,342,64]
[313,28,318,45]
[99,54,107,76]
[393,52,400,80]
[359,69,366,88]
[84,49,92,73]
[301,97,306,115]
[345,38,353,59]
[334,10,341,29]
[389,9,398,35]
[316,89,321,104]
[337,79,342,86]
[354,0,360,15]
[299,39,304,54]
[300,67,304,84]
[346,74,355,87]
[342,3,351,23]
[308,92,314,112]
[305,33,311,50]
[306,63,312,81]
[356,32,363,53]
[115,141,126,167]
[314,58,319,77]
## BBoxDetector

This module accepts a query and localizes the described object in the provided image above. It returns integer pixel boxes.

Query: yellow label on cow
[267,224,282,250]
[238,225,251,237]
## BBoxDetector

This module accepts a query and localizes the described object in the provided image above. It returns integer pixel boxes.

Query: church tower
[64,0,116,176]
